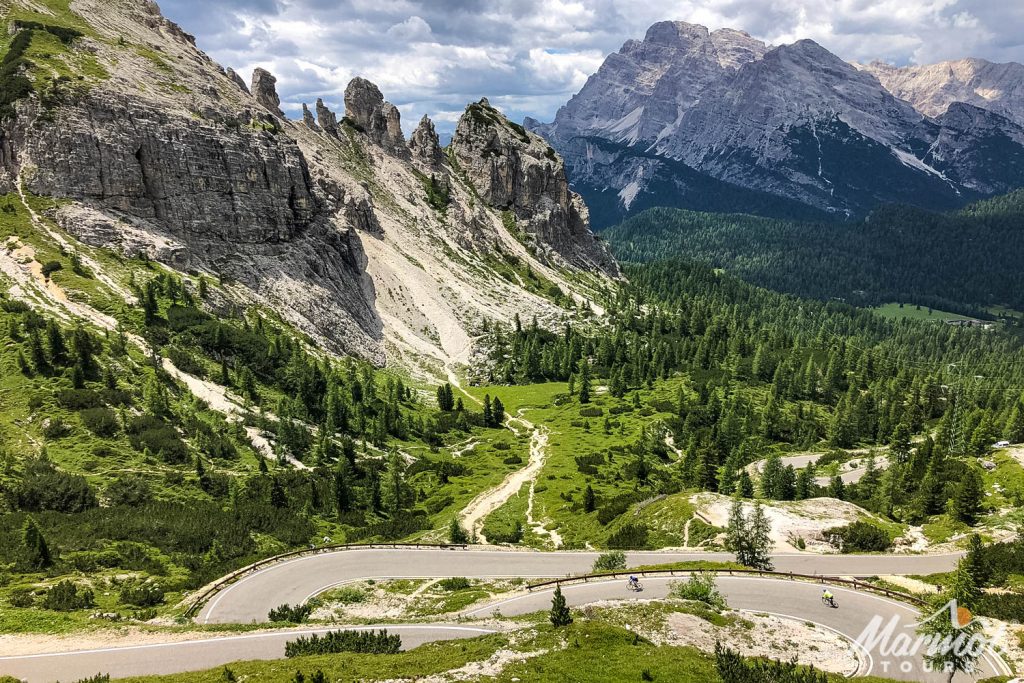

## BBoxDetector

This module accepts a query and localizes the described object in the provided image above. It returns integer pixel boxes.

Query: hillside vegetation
[603,191,1024,316]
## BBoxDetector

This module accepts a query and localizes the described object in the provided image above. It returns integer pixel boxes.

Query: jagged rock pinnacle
[251,68,283,117]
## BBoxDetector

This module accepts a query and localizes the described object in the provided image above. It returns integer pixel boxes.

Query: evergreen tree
[482,395,493,427]
[22,516,52,569]
[963,534,992,588]
[747,500,774,571]
[270,478,288,508]
[827,475,846,501]
[448,517,469,545]
[577,358,591,404]
[951,467,984,524]
[583,484,596,512]
[737,469,754,498]
[549,585,572,627]
[492,397,505,425]
[760,453,784,499]
[333,463,351,514]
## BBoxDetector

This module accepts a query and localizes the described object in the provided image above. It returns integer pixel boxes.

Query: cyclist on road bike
[822,588,835,606]
[627,575,640,591]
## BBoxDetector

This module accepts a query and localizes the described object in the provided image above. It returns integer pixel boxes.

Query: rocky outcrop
[302,103,318,130]
[13,97,315,244]
[410,115,444,168]
[225,68,249,94]
[251,68,283,117]
[316,98,338,137]
[451,99,618,276]
[344,77,409,158]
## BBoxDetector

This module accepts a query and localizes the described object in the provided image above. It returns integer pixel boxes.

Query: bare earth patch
[665,610,860,675]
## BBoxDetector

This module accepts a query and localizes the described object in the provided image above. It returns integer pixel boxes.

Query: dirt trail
[459,415,552,544]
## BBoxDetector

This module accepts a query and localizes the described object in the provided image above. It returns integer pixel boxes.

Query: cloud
[156,0,1024,136]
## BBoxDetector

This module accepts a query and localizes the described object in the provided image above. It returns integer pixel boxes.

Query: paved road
[199,547,963,624]
[750,453,890,485]
[3,548,998,683]
[0,625,494,682]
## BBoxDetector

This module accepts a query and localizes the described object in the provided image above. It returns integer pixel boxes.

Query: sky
[156,0,1024,137]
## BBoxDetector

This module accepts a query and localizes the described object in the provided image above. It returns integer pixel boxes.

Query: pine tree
[492,397,505,425]
[482,395,493,428]
[747,500,774,570]
[1006,401,1024,444]
[448,517,469,545]
[334,463,351,514]
[577,358,591,404]
[22,517,52,569]
[549,585,572,627]
[760,453,784,499]
[963,534,992,588]
[583,484,596,512]
[827,475,846,501]
[737,469,754,498]
[951,467,984,524]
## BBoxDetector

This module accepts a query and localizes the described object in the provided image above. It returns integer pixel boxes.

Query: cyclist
[627,575,641,591]
[822,588,835,607]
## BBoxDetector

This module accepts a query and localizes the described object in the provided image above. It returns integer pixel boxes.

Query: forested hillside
[603,191,1024,315]
[482,258,1024,545]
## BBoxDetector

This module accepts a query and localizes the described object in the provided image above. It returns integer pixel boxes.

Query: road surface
[2,548,1003,683]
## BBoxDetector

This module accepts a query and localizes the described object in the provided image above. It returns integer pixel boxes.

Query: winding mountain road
[2,548,1009,683]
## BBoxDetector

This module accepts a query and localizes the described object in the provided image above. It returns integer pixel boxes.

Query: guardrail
[183,542,468,618]
[526,568,931,608]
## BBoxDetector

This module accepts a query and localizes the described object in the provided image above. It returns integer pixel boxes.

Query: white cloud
[158,0,1024,136]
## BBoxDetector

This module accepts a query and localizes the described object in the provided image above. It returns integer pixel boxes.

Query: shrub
[80,407,119,437]
[40,261,63,277]
[502,454,523,465]
[579,407,604,418]
[9,587,34,607]
[284,629,401,657]
[825,521,891,553]
[11,458,98,513]
[592,550,627,572]
[437,577,471,591]
[127,415,189,464]
[119,579,165,607]
[42,580,95,611]
[66,549,121,572]
[105,475,152,507]
[328,586,365,604]
[56,388,103,409]
[268,602,313,622]
[607,523,649,549]
[42,417,71,439]
[596,491,645,525]
[670,572,726,609]
[715,642,828,682]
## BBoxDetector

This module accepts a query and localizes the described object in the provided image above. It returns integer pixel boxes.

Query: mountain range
[529,21,1024,227]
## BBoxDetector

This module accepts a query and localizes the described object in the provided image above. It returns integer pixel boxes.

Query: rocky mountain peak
[451,100,618,276]
[344,77,409,158]
[861,57,1024,127]
[251,67,283,117]
[410,115,444,168]
[315,98,339,136]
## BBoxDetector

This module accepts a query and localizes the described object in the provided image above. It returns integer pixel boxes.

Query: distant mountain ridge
[530,21,1024,227]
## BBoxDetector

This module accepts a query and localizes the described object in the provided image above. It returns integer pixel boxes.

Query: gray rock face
[344,77,409,157]
[409,115,444,168]
[863,58,1024,127]
[251,68,282,117]
[450,99,618,276]
[225,68,249,94]
[535,19,1024,222]
[12,96,315,244]
[315,98,338,136]
[302,103,318,130]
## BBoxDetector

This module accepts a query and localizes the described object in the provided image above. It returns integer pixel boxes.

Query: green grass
[872,302,973,322]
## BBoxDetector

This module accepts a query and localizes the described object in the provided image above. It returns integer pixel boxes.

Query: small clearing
[692,492,884,552]
[666,610,860,675]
